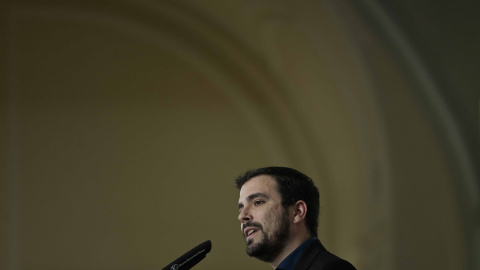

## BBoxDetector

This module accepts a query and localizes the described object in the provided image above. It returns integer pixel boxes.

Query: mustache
[242,221,263,232]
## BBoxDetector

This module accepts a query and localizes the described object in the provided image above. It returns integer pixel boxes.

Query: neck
[269,232,312,269]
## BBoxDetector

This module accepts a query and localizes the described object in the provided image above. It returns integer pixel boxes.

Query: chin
[246,245,261,257]
[246,241,272,261]
[246,239,262,256]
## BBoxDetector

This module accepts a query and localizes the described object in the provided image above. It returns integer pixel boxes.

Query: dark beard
[245,209,290,262]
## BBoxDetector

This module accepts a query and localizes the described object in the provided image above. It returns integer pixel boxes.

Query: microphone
[162,240,212,270]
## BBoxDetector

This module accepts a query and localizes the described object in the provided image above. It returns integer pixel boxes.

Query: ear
[292,200,307,224]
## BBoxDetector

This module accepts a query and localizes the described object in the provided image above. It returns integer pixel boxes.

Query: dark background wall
[2,0,478,269]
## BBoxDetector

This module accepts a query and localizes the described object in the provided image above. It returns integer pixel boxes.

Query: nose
[238,207,252,223]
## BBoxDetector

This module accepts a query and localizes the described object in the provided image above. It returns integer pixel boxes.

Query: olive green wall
[2,0,478,269]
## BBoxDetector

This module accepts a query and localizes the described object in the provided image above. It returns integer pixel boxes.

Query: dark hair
[235,166,320,237]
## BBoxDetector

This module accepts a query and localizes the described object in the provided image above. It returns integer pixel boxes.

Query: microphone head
[198,240,212,253]
[162,240,212,270]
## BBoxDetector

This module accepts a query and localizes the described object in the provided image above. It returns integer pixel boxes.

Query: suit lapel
[293,239,326,270]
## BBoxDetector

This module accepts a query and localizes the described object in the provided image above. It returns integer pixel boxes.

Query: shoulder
[295,239,356,270]
[321,259,356,270]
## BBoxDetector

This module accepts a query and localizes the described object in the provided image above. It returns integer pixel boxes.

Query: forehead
[239,175,279,200]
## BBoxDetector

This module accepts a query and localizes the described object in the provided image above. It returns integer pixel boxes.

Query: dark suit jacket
[293,239,356,270]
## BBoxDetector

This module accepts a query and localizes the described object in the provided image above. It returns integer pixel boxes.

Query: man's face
[237,175,291,262]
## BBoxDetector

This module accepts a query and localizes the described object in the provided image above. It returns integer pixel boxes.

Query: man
[236,166,356,270]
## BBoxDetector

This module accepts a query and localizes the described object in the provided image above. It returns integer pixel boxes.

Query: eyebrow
[238,192,270,210]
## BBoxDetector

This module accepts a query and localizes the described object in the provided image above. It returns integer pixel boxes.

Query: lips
[243,226,259,239]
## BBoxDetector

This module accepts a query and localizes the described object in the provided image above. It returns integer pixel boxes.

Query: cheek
[263,207,284,230]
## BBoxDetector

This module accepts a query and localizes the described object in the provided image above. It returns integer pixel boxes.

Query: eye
[254,200,264,206]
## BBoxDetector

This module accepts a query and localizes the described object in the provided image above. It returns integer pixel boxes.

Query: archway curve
[6,1,471,269]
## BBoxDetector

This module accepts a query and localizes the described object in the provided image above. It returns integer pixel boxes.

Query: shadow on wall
[2,1,478,270]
